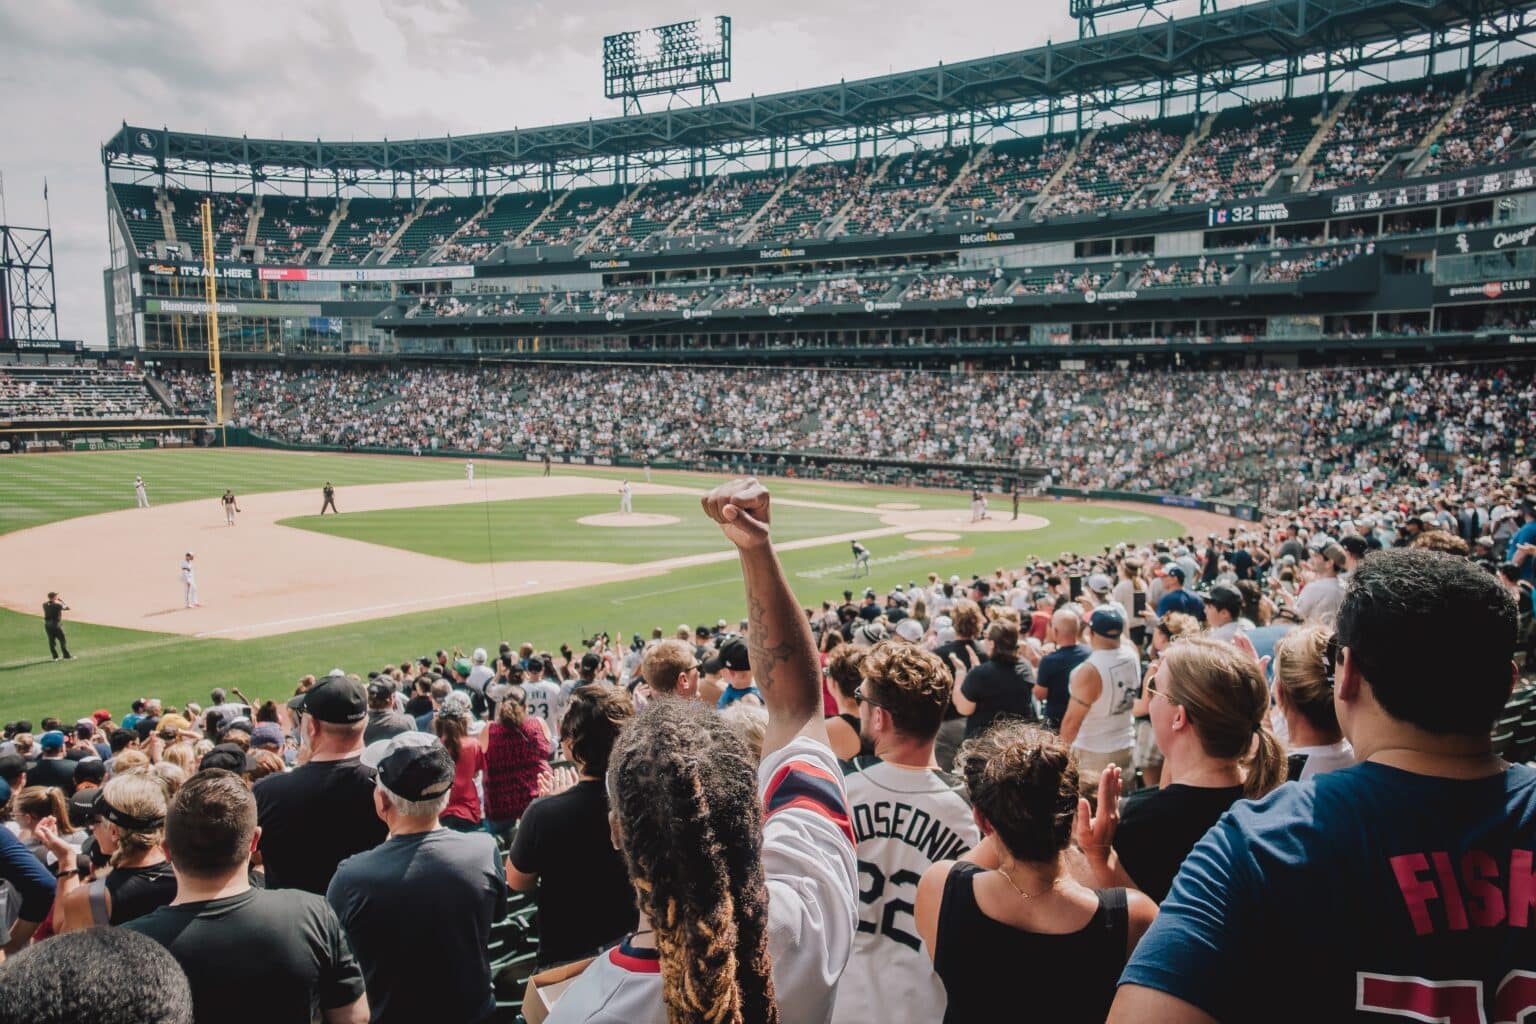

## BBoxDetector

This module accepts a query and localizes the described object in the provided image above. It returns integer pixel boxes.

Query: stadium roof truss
[104,0,1536,195]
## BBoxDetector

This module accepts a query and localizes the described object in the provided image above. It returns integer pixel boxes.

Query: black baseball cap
[703,637,750,674]
[286,675,367,724]
[1206,583,1244,615]
[0,752,26,784]
[1089,607,1126,639]
[198,744,248,774]
[367,679,395,702]
[580,652,602,673]
[361,732,454,801]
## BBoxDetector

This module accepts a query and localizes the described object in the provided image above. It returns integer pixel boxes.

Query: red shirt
[484,718,550,822]
[443,736,486,824]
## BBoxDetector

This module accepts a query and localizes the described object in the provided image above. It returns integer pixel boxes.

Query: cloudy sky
[3,0,1245,346]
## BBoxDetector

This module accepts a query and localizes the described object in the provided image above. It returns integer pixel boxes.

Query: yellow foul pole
[200,198,225,445]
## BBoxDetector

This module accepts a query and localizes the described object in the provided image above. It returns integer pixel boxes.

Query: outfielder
[181,552,199,608]
[619,480,633,514]
[221,489,241,526]
[466,460,475,487]
[321,481,339,515]
[134,475,150,508]
[851,540,872,577]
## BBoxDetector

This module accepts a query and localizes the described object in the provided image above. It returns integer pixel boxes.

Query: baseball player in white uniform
[466,460,475,487]
[619,480,633,514]
[851,540,872,577]
[134,475,150,508]
[181,552,199,608]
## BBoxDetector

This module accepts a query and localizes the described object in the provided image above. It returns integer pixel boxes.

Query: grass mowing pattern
[0,449,1183,723]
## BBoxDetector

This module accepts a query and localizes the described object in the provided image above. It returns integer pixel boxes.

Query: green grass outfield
[0,449,1184,724]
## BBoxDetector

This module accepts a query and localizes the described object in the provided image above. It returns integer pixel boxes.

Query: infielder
[134,475,150,508]
[321,481,338,515]
[851,540,872,577]
[619,480,633,514]
[221,489,241,526]
[466,460,475,487]
[181,552,199,608]
[43,592,72,660]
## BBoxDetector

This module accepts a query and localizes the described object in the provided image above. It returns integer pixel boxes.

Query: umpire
[43,592,72,661]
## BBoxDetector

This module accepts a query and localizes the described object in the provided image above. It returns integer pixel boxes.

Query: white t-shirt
[1295,575,1345,624]
[548,736,858,1024]
[1292,739,1356,781]
[465,664,495,695]
[831,757,980,1024]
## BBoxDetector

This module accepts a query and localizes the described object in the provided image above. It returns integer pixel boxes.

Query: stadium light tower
[0,224,59,349]
[603,16,732,115]
[1071,0,1219,38]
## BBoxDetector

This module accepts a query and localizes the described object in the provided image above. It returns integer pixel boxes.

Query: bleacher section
[947,137,1068,219]
[388,196,483,265]
[757,159,876,242]
[1169,98,1319,204]
[839,147,969,235]
[586,178,707,253]
[668,170,780,239]
[0,367,176,423]
[1434,57,1536,172]
[163,187,251,261]
[254,196,334,264]
[524,184,626,248]
[1042,121,1190,215]
[327,198,414,264]
[112,183,164,257]
[1307,72,1462,190]
[435,192,554,264]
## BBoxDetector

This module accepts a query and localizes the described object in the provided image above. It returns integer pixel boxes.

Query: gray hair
[379,785,450,820]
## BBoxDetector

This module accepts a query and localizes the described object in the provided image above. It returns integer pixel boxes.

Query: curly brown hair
[956,722,1078,863]
[823,645,867,702]
[949,599,985,640]
[859,640,952,739]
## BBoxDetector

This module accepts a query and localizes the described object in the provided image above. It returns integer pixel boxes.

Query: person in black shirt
[127,770,369,1024]
[321,482,339,515]
[507,683,637,966]
[932,599,988,769]
[28,732,77,795]
[951,619,1037,739]
[1033,609,1089,730]
[43,592,72,660]
[1077,635,1284,902]
[254,675,387,895]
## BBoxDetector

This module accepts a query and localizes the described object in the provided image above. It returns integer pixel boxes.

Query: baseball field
[0,448,1204,724]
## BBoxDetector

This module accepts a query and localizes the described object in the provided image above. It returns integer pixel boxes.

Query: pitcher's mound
[578,512,681,528]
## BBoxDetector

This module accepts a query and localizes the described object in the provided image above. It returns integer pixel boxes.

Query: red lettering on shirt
[1511,849,1535,928]
[1432,852,1470,931]
[1391,853,1440,936]
[1461,849,1506,929]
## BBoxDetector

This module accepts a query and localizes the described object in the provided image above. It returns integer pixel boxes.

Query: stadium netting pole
[201,197,225,445]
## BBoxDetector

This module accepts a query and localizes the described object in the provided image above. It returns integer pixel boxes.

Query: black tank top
[933,861,1128,1024]
[835,713,875,758]
[105,862,178,925]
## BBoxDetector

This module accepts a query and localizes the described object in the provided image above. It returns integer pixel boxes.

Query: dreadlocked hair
[609,699,777,1024]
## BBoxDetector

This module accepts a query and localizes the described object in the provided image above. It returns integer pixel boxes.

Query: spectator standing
[434,700,486,832]
[1089,635,1284,902]
[482,685,551,845]
[706,636,764,707]
[549,478,856,1024]
[328,733,507,1024]
[255,675,387,894]
[1156,565,1205,618]
[28,731,77,795]
[833,641,980,1024]
[1295,542,1347,624]
[1034,609,1089,731]
[1060,609,1139,800]
[507,684,638,967]
[823,645,868,761]
[1112,549,1534,1021]
[914,723,1157,1024]
[362,681,413,745]
[126,770,369,1024]
[0,819,57,953]
[1273,624,1356,781]
[951,619,1038,739]
[48,773,177,931]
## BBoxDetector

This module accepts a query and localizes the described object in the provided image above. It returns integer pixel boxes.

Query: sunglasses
[853,687,891,711]
[1145,680,1177,705]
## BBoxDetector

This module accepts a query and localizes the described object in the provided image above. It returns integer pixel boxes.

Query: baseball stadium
[2,0,1536,1021]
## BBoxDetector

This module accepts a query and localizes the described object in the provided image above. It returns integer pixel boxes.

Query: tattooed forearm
[739,545,822,740]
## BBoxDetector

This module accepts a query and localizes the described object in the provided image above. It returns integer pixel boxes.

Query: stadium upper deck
[100,0,1536,360]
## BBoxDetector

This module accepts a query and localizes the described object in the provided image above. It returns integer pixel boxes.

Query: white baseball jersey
[180,559,196,583]
[548,736,858,1024]
[522,680,566,741]
[831,757,980,1024]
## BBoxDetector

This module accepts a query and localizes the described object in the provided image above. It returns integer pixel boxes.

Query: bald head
[1051,609,1082,643]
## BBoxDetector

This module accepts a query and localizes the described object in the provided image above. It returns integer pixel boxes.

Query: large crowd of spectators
[0,368,172,423]
[1,465,1534,1022]
[159,361,1536,508]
